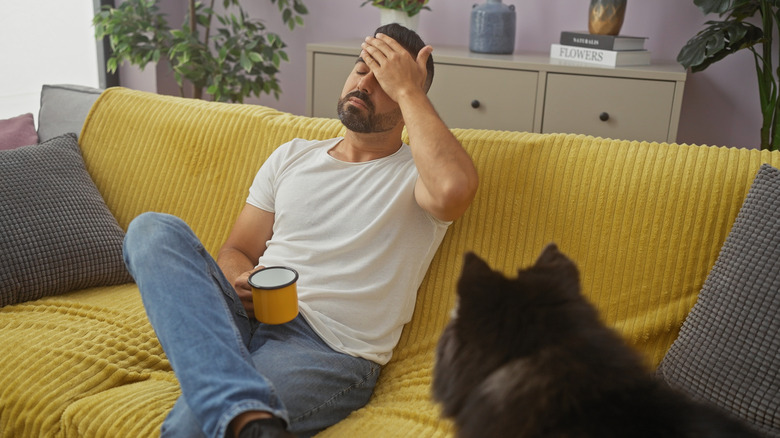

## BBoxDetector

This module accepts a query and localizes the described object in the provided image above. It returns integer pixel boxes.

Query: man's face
[337,58,403,134]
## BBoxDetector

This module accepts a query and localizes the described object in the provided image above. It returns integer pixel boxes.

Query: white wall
[0,0,99,124]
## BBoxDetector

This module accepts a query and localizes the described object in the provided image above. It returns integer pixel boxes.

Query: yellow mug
[248,266,299,325]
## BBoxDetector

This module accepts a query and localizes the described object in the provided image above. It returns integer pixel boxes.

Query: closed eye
[355,58,369,75]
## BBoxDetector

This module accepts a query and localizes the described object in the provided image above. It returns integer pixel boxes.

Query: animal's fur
[433,244,761,438]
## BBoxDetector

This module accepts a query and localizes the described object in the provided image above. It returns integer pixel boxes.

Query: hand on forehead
[361,33,413,65]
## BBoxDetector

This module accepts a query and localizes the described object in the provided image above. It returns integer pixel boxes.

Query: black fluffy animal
[433,244,761,438]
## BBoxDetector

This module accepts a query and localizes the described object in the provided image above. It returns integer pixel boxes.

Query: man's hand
[360,33,432,103]
[233,266,265,317]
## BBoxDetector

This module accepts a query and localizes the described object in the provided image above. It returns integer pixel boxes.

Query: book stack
[550,31,650,67]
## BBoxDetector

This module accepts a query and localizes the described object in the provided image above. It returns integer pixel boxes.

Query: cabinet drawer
[542,73,676,142]
[310,53,355,118]
[428,64,537,132]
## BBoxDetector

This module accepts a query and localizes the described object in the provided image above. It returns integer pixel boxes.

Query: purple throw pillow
[0,113,38,150]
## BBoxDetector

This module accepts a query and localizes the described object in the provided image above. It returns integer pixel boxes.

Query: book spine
[560,32,614,50]
[550,44,618,66]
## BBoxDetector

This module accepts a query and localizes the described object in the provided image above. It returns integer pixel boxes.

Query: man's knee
[126,212,188,245]
[127,212,181,238]
[123,212,189,266]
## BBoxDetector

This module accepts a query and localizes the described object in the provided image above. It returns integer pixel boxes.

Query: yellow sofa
[1,87,778,437]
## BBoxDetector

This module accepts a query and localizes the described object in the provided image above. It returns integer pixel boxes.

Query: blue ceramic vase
[470,0,516,54]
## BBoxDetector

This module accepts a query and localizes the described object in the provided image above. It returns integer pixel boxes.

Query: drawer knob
[599,112,610,121]
[471,100,481,109]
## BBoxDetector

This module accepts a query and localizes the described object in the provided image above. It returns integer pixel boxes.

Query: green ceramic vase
[588,0,626,35]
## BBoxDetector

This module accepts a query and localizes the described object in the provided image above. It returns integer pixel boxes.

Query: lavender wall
[124,0,760,149]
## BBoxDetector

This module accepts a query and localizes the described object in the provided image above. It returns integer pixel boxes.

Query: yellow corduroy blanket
[1,88,778,437]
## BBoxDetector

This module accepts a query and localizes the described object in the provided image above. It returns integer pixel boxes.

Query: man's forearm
[400,90,479,221]
[217,247,257,285]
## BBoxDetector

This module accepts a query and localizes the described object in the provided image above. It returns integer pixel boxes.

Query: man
[123,24,478,438]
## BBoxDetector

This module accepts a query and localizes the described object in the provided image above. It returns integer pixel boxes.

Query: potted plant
[94,0,308,103]
[677,0,779,150]
[360,0,430,30]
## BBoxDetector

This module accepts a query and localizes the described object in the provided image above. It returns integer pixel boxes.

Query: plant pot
[380,8,420,31]
[588,0,626,35]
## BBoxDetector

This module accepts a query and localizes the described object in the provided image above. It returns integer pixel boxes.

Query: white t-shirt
[247,138,450,364]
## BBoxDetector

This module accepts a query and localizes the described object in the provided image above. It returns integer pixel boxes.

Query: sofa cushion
[0,133,132,307]
[0,112,38,150]
[37,84,103,142]
[0,284,176,437]
[657,163,780,437]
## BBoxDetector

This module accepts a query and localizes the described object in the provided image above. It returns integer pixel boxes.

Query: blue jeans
[123,212,380,438]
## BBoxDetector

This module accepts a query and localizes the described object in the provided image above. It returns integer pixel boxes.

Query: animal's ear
[535,243,561,264]
[533,243,576,268]
[462,252,493,277]
[459,252,495,298]
[529,243,581,291]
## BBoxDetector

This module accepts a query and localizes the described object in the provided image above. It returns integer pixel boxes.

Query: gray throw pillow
[37,84,103,142]
[657,164,780,437]
[0,133,132,307]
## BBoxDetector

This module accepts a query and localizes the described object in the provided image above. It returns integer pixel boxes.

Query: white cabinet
[543,73,678,142]
[307,42,687,143]
[428,64,538,132]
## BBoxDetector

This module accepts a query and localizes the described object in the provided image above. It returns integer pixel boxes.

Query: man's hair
[374,23,434,92]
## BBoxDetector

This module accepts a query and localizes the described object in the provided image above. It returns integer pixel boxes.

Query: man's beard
[337,91,403,134]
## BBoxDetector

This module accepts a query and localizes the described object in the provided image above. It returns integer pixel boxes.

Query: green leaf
[694,0,734,15]
[240,51,252,72]
[729,1,761,20]
[677,20,762,71]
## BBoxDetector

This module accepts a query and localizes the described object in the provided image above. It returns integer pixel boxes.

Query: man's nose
[357,72,375,94]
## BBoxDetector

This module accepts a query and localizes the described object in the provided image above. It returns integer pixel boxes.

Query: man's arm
[217,204,275,315]
[361,34,479,222]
